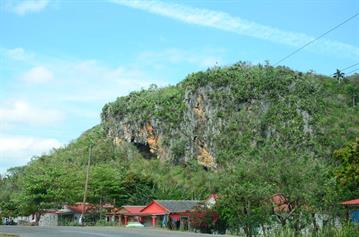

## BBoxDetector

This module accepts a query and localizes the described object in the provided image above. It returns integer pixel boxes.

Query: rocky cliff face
[102,84,222,168]
[101,63,359,168]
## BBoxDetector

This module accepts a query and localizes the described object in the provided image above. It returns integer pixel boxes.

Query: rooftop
[156,200,200,213]
[341,199,359,205]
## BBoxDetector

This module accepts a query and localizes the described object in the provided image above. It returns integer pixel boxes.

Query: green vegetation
[271,225,359,237]
[1,63,359,236]
[333,138,359,191]
[102,84,185,128]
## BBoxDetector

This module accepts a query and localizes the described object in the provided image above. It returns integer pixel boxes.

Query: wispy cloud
[6,48,27,60]
[0,100,64,126]
[0,47,35,64]
[0,134,62,173]
[5,0,49,15]
[111,0,359,59]
[0,135,61,154]
[20,65,54,83]
[0,98,65,174]
[47,59,168,103]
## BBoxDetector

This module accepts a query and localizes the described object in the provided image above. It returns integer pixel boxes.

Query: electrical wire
[347,67,359,74]
[340,62,359,71]
[274,12,359,66]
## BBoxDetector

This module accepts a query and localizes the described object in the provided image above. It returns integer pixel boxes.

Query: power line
[340,62,359,71]
[347,67,359,74]
[274,12,359,66]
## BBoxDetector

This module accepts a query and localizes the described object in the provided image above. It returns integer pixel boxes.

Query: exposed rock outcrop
[101,64,356,168]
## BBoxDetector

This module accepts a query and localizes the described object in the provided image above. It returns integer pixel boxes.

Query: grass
[0,234,19,237]
[270,225,359,237]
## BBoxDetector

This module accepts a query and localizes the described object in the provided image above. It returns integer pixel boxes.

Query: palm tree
[333,69,345,83]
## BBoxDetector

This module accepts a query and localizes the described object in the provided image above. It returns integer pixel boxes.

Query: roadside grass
[270,225,359,237]
[0,234,19,237]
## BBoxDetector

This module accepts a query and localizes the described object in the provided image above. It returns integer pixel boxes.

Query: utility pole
[80,144,92,225]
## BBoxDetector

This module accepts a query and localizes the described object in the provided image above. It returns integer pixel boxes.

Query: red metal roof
[123,206,146,213]
[140,200,168,215]
[65,203,95,214]
[341,199,359,205]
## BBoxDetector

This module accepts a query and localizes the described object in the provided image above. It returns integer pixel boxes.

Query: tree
[217,145,337,236]
[190,205,221,234]
[14,157,83,221]
[333,138,359,194]
[344,83,359,107]
[333,69,345,83]
[120,172,156,205]
[217,158,274,237]
[89,164,125,205]
[0,167,24,218]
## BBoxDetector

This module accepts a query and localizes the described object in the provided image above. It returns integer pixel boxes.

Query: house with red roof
[341,198,359,223]
[38,203,95,226]
[65,202,95,215]
[139,200,200,229]
[341,199,359,206]
[37,194,219,228]
[103,194,219,229]
[112,205,146,225]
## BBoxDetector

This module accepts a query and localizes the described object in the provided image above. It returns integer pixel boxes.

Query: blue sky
[0,0,358,173]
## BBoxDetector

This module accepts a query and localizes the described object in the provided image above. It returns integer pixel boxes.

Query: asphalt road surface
[0,226,229,237]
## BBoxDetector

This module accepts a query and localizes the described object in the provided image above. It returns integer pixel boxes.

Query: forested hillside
[1,62,359,234]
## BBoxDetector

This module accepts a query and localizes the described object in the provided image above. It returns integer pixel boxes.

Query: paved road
[0,226,228,237]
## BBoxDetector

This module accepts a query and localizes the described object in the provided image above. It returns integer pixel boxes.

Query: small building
[341,198,359,223]
[38,203,95,226]
[65,202,96,224]
[140,200,200,229]
[38,208,72,226]
[112,195,219,229]
[102,203,115,222]
[116,205,146,225]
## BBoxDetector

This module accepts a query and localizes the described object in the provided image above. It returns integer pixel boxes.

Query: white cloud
[0,54,168,172]
[7,0,49,15]
[0,135,61,154]
[0,100,64,126]
[112,0,359,59]
[1,46,170,110]
[20,65,54,83]
[52,60,168,103]
[6,48,27,60]
[0,135,62,173]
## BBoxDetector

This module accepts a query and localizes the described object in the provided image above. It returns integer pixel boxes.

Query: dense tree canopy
[333,137,359,195]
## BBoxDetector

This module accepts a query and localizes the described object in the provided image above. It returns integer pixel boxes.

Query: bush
[271,225,359,237]
[95,219,116,226]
